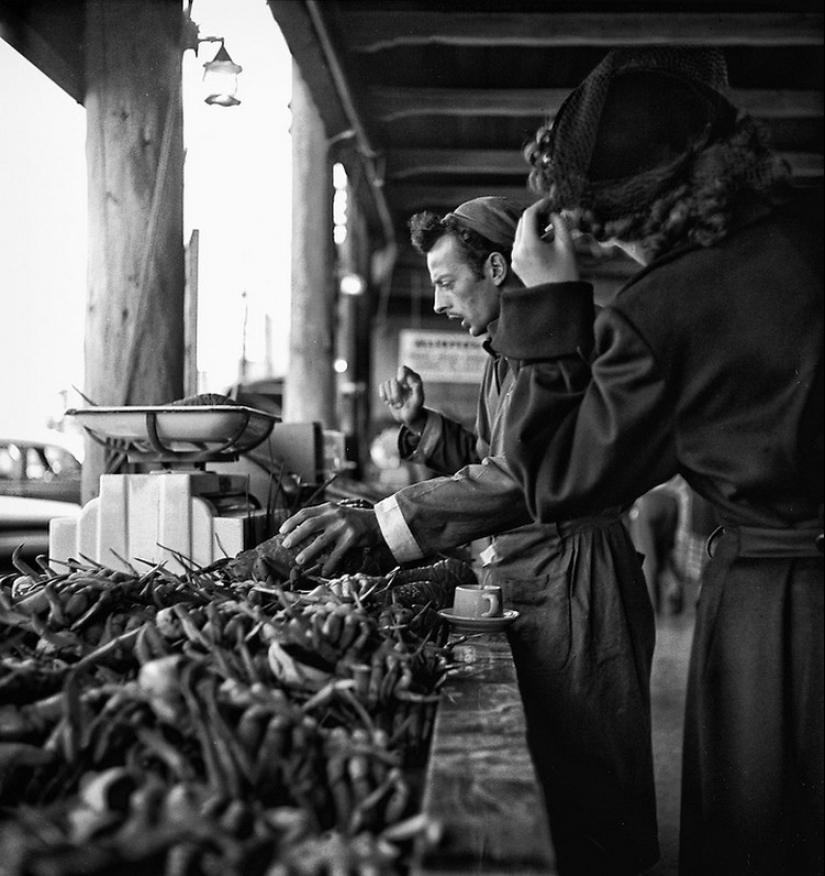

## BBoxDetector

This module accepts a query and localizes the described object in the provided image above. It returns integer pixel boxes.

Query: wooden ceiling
[267,0,823,282]
[2,1,821,289]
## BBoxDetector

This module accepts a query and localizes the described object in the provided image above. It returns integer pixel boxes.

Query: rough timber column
[284,61,336,427]
[83,0,185,500]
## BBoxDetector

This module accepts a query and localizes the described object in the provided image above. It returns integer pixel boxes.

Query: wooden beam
[371,87,824,121]
[387,184,534,213]
[266,0,350,138]
[388,149,523,179]
[342,12,823,52]
[0,13,83,102]
[387,149,824,181]
[782,152,825,180]
[387,146,824,213]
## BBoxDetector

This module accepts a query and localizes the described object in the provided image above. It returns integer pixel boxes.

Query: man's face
[426,235,501,337]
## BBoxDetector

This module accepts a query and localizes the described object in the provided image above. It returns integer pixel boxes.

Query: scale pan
[66,405,279,455]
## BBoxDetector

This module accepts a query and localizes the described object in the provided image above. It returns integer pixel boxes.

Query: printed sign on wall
[398,330,488,384]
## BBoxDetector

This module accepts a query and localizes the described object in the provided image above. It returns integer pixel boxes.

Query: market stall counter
[413,633,557,875]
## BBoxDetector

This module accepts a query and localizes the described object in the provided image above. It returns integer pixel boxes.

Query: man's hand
[378,365,427,435]
[279,503,385,576]
[512,199,580,287]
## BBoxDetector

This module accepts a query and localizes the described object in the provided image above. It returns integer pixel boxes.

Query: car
[0,495,81,570]
[0,432,84,570]
[0,432,83,504]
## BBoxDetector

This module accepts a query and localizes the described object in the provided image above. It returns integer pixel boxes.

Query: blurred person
[281,196,659,875]
[491,46,823,876]
[627,481,681,614]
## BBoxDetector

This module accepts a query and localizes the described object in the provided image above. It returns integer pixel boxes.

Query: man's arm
[380,364,482,475]
[399,410,481,475]
[280,454,533,573]
[375,455,533,563]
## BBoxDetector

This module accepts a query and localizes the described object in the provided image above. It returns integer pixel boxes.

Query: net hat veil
[529,46,787,229]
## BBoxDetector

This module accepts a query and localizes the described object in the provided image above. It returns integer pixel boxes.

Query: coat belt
[707,523,824,559]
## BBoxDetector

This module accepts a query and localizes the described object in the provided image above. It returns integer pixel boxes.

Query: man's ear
[487,252,508,285]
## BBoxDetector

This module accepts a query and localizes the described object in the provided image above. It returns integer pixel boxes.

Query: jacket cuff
[399,410,447,464]
[374,495,426,563]
[491,282,595,359]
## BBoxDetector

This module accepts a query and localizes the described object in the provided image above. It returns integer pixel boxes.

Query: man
[494,47,823,876]
[280,197,659,875]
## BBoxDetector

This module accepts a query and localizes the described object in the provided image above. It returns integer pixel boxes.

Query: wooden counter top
[412,633,557,875]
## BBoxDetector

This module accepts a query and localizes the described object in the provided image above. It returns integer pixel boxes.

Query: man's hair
[408,211,509,280]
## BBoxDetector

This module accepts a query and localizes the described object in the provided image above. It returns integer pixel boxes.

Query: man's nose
[433,289,449,314]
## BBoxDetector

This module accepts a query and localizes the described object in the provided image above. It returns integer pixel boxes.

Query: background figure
[629,476,720,614]
[628,482,681,614]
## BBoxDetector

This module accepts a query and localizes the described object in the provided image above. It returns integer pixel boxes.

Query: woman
[491,47,823,876]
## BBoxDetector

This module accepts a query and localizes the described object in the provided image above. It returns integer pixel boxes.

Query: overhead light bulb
[340,272,366,296]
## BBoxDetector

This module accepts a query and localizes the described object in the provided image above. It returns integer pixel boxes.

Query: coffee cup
[452,584,503,619]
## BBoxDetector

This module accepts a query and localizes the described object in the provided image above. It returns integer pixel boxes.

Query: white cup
[452,584,503,619]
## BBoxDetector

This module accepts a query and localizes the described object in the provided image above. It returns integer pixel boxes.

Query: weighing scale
[49,404,280,574]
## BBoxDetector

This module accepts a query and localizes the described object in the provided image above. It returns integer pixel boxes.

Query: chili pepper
[165,841,202,876]
[11,547,42,581]
[347,741,373,810]
[337,611,362,654]
[321,609,344,649]
[349,769,397,836]
[171,604,211,650]
[322,726,351,829]
[34,555,59,579]
[69,588,114,632]
[200,676,251,791]
[136,726,196,783]
[254,713,290,793]
[220,798,255,838]
[0,692,62,741]
[367,647,392,709]
[378,655,402,705]
[379,767,410,826]
[236,703,271,754]
[0,587,15,612]
[349,663,371,701]
[13,586,50,617]
[178,665,230,799]
[352,618,375,655]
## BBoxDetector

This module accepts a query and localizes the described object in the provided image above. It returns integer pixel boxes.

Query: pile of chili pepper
[0,545,470,876]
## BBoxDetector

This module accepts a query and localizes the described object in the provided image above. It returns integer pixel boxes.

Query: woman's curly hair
[525,79,792,261]
[408,211,508,279]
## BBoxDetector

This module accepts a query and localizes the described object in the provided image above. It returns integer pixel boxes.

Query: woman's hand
[512,199,580,287]
[378,365,427,435]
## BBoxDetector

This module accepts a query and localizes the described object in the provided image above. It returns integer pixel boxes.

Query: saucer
[437,608,520,633]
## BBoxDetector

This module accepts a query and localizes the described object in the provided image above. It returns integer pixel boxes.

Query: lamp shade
[203,44,242,107]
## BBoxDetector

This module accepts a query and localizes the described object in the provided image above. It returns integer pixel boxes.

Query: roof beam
[387,150,823,185]
[387,149,524,179]
[0,13,83,102]
[266,0,350,137]
[343,12,823,52]
[387,184,534,213]
[371,87,825,122]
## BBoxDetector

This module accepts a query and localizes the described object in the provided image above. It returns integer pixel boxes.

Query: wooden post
[284,61,336,428]
[184,229,200,397]
[82,0,185,501]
